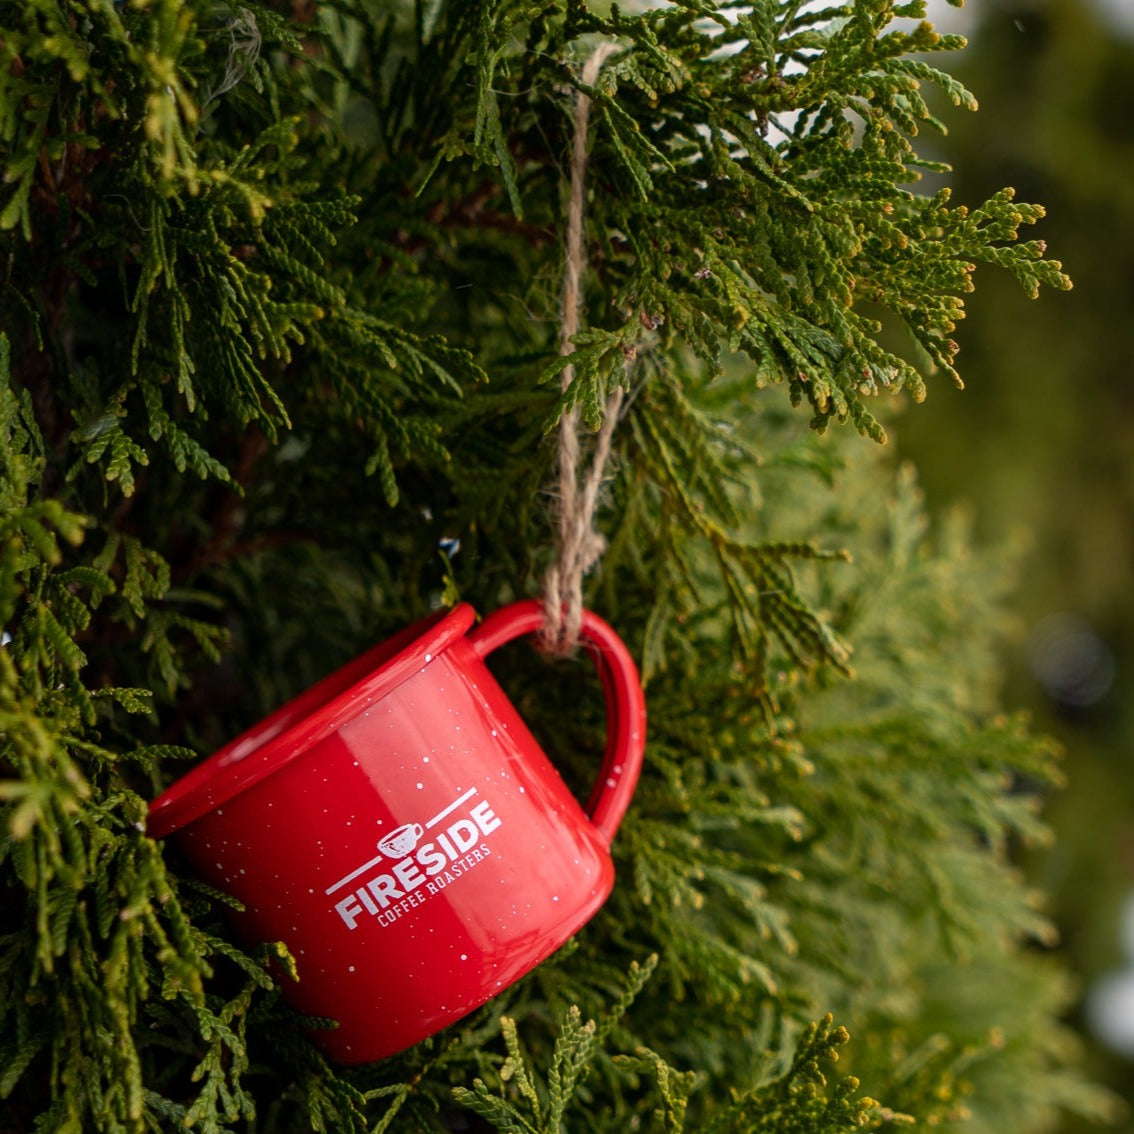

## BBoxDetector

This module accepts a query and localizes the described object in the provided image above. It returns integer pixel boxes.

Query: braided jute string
[541,42,624,654]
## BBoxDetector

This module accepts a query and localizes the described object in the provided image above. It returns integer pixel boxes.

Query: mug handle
[467,599,646,846]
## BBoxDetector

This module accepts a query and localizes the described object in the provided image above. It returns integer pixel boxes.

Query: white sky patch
[924,0,977,37]
[1090,0,1134,38]
[1086,891,1134,1056]
[925,0,1134,40]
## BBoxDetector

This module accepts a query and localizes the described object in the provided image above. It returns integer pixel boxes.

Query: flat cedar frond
[451,956,660,1132]
[620,366,851,706]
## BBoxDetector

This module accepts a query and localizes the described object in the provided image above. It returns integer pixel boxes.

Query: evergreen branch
[452,956,662,1133]
[700,1016,889,1133]
[623,375,851,707]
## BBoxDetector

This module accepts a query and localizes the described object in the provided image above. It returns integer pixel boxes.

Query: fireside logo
[325,788,502,930]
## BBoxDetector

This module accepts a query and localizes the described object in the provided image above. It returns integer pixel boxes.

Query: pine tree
[0,1,1118,1131]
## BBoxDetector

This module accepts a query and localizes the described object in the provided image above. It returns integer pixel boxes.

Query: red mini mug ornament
[146,600,645,1064]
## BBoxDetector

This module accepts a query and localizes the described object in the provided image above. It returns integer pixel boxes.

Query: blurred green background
[900,0,1134,1127]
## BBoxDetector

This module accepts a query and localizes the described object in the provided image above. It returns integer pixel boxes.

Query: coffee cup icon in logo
[378,822,423,859]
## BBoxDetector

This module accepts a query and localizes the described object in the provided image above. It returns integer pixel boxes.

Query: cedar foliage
[0,1,1115,1131]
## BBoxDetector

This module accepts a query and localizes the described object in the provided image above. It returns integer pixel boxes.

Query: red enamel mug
[146,600,645,1064]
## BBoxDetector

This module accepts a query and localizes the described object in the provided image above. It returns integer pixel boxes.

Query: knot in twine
[541,42,625,655]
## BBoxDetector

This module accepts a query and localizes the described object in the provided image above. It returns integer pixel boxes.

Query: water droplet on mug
[417,782,424,789]
[424,653,432,663]
[349,965,356,972]
[606,778,616,788]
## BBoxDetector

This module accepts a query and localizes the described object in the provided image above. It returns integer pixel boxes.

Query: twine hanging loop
[541,42,625,655]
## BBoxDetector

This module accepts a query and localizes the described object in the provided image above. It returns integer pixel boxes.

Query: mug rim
[146,603,477,839]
